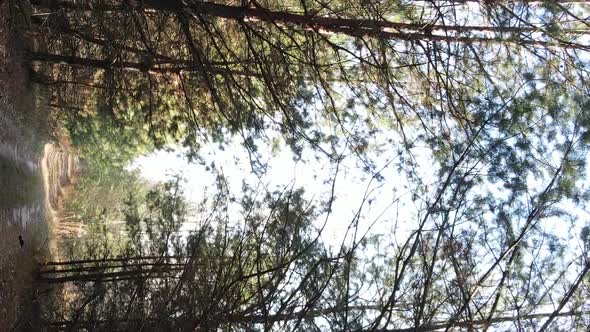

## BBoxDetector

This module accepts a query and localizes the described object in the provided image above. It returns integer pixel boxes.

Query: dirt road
[0,2,78,329]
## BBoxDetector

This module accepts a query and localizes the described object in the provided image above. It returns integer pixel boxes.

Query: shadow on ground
[0,1,53,330]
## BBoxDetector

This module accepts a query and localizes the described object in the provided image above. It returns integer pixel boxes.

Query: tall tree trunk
[37,266,184,283]
[30,0,588,48]
[27,52,259,77]
[38,261,187,276]
[42,255,188,266]
[43,309,590,331]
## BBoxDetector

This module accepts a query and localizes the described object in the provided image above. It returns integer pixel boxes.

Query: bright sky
[128,4,590,325]
[129,131,432,248]
[129,0,590,251]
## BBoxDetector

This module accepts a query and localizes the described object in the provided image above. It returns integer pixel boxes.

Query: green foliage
[124,176,187,256]
[66,102,153,170]
[63,166,147,225]
[31,0,590,330]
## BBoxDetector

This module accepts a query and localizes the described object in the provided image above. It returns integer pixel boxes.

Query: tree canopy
[25,0,590,331]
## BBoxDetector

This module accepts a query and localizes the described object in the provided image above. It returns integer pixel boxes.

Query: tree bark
[30,0,589,49]
[42,255,187,266]
[38,261,187,275]
[43,309,590,331]
[37,267,184,283]
[27,52,258,77]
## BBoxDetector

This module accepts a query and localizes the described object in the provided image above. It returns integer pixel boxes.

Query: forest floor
[0,1,47,329]
[0,1,75,330]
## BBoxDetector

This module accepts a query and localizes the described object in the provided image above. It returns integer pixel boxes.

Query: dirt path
[0,152,46,330]
[41,144,79,261]
[0,143,78,330]
[0,1,78,329]
[0,143,79,327]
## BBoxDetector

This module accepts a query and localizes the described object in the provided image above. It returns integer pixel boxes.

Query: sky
[129,0,590,252]
[127,3,590,325]
[129,132,428,248]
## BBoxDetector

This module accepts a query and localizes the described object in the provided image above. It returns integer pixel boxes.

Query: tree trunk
[42,255,187,266]
[37,266,184,283]
[30,0,588,49]
[27,52,259,77]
